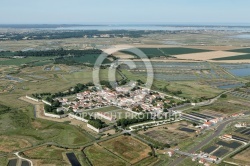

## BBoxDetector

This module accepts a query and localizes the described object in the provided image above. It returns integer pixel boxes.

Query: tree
[68,107,73,112]
[245,82,250,87]
[88,119,107,129]
[52,100,60,107]
[44,104,52,112]
[164,144,171,148]
[45,96,53,102]
[220,94,227,98]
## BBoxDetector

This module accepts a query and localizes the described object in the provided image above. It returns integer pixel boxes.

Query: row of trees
[116,113,152,128]
[160,85,183,95]
[44,99,63,115]
[245,82,250,87]
[52,83,89,98]
[0,30,155,41]
[32,83,94,102]
[0,49,102,57]
[88,119,108,129]
[18,49,102,57]
[32,93,51,100]
[0,104,10,115]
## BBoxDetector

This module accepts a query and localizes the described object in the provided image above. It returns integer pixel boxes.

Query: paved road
[169,118,248,166]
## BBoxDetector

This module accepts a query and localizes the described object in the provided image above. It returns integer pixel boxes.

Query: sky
[0,0,250,24]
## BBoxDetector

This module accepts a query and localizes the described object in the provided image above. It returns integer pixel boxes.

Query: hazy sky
[0,0,249,24]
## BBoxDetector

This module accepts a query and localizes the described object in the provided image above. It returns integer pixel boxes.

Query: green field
[0,157,8,165]
[200,95,248,114]
[119,47,211,58]
[0,66,120,108]
[0,56,55,66]
[120,48,167,58]
[66,54,111,64]
[63,68,121,83]
[0,51,17,57]
[212,54,250,60]
[84,144,127,166]
[134,156,158,166]
[120,69,223,100]
[32,60,53,66]
[0,105,94,151]
[228,48,250,53]
[159,47,212,55]
[23,146,69,163]
[23,145,89,165]
[0,104,10,113]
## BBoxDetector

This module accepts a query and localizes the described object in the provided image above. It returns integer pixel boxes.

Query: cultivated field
[118,47,212,59]
[174,51,247,61]
[113,52,135,59]
[99,136,151,164]
[138,121,196,145]
[228,48,250,54]
[212,54,250,61]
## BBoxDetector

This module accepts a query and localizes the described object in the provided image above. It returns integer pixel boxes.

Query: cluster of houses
[183,112,246,134]
[197,113,245,131]
[235,122,248,128]
[58,87,175,114]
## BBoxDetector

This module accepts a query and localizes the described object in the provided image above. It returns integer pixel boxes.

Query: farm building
[168,150,174,157]
[203,122,212,127]
[220,134,232,140]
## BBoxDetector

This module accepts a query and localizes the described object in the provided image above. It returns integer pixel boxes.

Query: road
[14,152,33,166]
[169,118,248,166]
[191,90,232,107]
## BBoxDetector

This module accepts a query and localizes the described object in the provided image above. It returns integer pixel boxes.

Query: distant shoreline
[1,24,250,31]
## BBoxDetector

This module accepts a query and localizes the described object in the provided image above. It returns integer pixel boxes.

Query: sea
[1,24,250,32]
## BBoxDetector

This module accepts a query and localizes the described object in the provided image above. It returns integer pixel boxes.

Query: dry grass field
[182,45,241,51]
[228,100,250,107]
[174,51,247,61]
[212,59,250,63]
[0,58,9,61]
[99,136,151,164]
[233,147,250,163]
[113,52,135,59]
[0,136,32,153]
[200,97,248,114]
[23,146,72,166]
